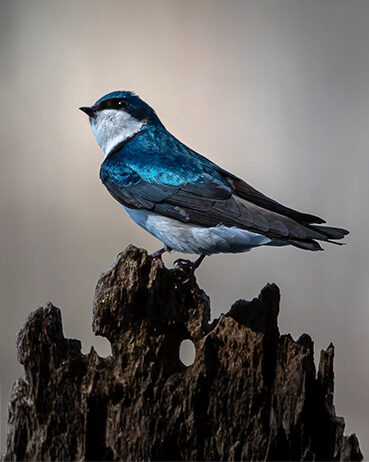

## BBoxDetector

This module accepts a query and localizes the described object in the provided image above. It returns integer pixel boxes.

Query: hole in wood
[179,339,196,366]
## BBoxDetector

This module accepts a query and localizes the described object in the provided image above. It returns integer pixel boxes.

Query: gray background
[1,0,368,456]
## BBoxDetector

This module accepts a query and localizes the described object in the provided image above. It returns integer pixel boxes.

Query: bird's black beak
[79,106,96,117]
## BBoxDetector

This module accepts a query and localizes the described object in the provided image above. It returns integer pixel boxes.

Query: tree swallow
[80,91,348,272]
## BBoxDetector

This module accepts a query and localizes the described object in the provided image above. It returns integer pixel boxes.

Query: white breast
[122,206,271,255]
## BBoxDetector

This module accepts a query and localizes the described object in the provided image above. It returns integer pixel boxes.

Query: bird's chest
[121,206,270,255]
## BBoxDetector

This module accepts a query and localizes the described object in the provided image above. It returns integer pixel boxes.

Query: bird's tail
[308,225,349,242]
[285,225,349,251]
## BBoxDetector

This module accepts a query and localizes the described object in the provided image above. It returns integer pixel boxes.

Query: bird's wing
[100,140,336,249]
[191,152,326,225]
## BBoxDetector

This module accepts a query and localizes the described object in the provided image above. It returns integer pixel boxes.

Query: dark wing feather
[213,169,326,224]
[191,154,349,244]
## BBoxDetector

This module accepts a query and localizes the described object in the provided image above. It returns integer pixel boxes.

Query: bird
[80,90,348,276]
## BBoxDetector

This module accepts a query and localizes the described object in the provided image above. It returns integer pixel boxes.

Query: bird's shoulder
[100,125,223,188]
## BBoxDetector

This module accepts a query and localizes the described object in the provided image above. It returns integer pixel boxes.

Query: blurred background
[1,0,369,456]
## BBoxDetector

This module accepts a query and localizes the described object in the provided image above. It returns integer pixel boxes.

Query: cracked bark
[4,245,363,461]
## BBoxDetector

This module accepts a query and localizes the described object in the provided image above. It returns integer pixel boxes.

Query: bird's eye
[118,100,127,108]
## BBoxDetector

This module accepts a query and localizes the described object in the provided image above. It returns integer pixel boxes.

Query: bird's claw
[173,258,196,284]
[149,248,166,269]
[173,255,206,284]
[173,258,195,271]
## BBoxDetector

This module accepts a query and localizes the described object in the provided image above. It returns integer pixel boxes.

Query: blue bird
[80,91,348,274]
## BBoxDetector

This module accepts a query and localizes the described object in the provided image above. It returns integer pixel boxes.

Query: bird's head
[80,91,160,155]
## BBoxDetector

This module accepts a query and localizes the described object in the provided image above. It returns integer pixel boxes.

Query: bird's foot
[149,247,167,269]
[173,254,206,283]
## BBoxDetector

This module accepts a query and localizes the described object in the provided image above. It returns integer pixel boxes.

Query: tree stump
[4,245,362,461]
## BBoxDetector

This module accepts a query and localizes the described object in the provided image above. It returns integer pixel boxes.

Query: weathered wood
[4,245,362,461]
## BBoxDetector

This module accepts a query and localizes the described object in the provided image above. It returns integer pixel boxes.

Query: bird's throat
[92,109,144,157]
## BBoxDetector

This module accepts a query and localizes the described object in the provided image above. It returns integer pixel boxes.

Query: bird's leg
[149,246,171,268]
[174,254,206,282]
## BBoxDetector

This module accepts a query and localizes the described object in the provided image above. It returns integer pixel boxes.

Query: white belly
[122,206,271,255]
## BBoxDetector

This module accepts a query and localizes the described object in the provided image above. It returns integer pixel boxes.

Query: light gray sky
[1,0,369,456]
